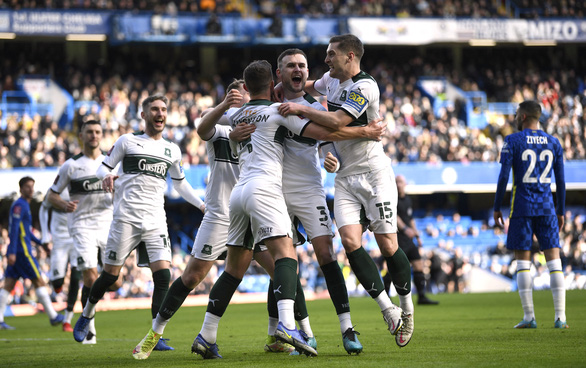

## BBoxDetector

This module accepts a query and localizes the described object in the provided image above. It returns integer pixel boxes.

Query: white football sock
[277,299,295,330]
[516,260,535,322]
[547,259,566,322]
[0,288,12,322]
[399,291,414,315]
[153,314,169,335]
[64,310,74,324]
[267,316,278,336]
[338,312,353,333]
[297,317,313,337]
[374,292,393,311]
[36,286,58,320]
[199,312,221,343]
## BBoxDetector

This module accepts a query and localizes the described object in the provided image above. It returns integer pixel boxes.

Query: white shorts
[334,167,398,234]
[191,218,229,261]
[227,180,291,247]
[49,238,77,281]
[104,219,172,267]
[72,228,108,271]
[284,189,334,241]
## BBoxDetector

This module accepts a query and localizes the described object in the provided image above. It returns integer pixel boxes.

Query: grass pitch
[1,290,584,368]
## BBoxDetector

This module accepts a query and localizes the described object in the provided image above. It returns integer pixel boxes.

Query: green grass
[1,290,585,368]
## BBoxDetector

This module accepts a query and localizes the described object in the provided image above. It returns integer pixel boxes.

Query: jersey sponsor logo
[136,143,144,148]
[346,90,367,112]
[53,175,60,185]
[107,145,115,156]
[527,136,548,144]
[123,155,171,179]
[501,141,510,153]
[70,177,104,194]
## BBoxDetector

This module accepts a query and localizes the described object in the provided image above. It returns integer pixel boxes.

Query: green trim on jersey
[69,177,105,194]
[122,155,171,180]
[244,99,273,106]
[275,126,288,145]
[352,71,376,83]
[132,131,145,136]
[303,93,318,104]
[213,137,238,164]
[72,153,84,160]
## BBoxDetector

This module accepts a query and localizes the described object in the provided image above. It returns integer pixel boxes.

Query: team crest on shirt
[12,205,21,218]
[340,90,347,101]
[164,148,171,158]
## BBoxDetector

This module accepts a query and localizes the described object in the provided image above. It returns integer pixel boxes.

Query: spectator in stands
[205,12,222,35]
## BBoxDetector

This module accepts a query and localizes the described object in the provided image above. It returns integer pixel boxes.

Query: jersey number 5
[522,149,553,184]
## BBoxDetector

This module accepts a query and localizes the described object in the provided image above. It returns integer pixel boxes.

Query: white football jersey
[203,123,239,224]
[230,100,310,187]
[282,94,326,194]
[40,188,70,243]
[102,131,184,223]
[314,70,390,177]
[50,153,113,231]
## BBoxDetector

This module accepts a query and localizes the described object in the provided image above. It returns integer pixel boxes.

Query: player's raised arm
[197,89,243,140]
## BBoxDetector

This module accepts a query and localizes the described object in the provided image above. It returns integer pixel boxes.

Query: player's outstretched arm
[173,179,205,213]
[278,102,353,130]
[197,89,243,140]
[302,117,385,142]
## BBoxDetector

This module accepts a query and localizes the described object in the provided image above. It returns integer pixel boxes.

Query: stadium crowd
[3,0,586,19]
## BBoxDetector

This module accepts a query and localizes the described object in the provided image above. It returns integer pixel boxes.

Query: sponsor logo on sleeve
[345,90,368,112]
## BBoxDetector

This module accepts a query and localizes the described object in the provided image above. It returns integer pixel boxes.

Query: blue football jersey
[494,129,565,218]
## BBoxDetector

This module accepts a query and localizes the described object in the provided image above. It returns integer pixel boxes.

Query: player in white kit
[48,120,114,344]
[275,48,364,354]
[189,60,386,359]
[39,187,80,333]
[278,34,415,348]
[73,96,204,350]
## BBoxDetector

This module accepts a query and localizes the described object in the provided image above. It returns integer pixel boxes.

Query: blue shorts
[506,216,560,251]
[4,253,43,281]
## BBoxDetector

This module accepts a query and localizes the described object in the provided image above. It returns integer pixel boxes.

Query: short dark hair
[329,34,364,60]
[243,60,273,95]
[277,48,307,69]
[141,95,168,112]
[19,176,34,188]
[518,100,541,120]
[227,79,245,92]
[81,119,101,132]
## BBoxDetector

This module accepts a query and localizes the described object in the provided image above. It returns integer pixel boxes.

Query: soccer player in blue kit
[0,177,65,329]
[493,100,568,329]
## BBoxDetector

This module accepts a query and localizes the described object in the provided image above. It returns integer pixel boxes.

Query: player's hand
[324,152,339,173]
[229,123,256,142]
[493,211,504,227]
[8,254,16,266]
[363,118,386,141]
[65,200,79,213]
[222,88,243,109]
[278,102,304,117]
[199,203,206,214]
[272,82,284,102]
[102,175,119,193]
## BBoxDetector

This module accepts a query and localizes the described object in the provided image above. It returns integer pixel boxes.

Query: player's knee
[51,278,65,293]
[152,268,171,290]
